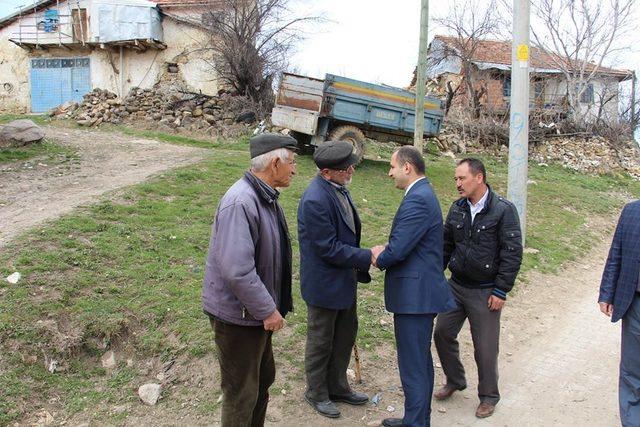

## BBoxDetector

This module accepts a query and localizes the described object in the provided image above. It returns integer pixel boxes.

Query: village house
[0,0,218,113]
[419,35,635,124]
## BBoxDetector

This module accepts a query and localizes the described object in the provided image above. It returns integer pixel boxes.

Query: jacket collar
[244,171,279,204]
[315,174,358,233]
[456,184,494,211]
[405,176,427,196]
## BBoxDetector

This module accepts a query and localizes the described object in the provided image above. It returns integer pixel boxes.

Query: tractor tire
[328,125,366,162]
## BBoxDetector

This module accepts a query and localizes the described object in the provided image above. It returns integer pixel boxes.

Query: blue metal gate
[30,57,91,113]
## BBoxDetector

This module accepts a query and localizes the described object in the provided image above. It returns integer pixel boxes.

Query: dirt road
[0,126,209,247]
[429,236,621,426]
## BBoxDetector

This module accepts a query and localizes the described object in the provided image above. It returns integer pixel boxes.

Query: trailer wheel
[328,125,365,162]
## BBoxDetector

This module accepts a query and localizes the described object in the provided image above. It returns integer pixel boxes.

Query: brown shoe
[475,402,496,418]
[434,384,465,400]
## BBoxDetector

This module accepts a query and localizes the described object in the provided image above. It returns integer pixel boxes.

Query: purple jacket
[202,175,286,326]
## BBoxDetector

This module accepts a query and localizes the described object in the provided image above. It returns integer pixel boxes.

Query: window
[579,83,594,104]
[503,78,511,97]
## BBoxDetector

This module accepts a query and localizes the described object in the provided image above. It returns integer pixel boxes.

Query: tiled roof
[433,35,631,78]
[153,0,216,5]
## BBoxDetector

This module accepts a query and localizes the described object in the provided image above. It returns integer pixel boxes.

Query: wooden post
[352,344,362,383]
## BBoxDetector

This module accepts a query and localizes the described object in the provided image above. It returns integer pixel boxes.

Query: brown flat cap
[313,140,358,170]
[249,133,298,159]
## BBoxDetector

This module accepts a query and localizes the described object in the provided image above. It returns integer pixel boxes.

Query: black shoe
[329,391,369,405]
[304,395,341,418]
[382,418,403,427]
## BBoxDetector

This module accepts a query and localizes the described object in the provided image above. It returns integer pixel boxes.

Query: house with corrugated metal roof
[0,0,219,113]
[416,35,635,123]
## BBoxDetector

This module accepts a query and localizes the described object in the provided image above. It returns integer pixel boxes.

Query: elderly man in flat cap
[298,140,373,418]
[202,133,298,427]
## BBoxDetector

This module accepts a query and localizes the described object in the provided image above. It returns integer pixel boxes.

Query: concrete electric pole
[507,0,530,246]
[414,0,429,151]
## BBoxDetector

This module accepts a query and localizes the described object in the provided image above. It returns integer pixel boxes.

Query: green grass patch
[0,133,638,423]
[0,114,50,126]
[0,140,77,165]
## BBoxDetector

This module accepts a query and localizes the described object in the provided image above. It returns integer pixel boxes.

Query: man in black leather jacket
[433,158,523,419]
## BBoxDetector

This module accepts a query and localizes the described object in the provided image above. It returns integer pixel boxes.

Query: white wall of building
[0,7,217,113]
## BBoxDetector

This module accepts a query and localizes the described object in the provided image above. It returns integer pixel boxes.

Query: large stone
[138,383,162,405]
[0,120,46,148]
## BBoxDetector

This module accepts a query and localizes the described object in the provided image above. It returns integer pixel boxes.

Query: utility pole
[414,0,429,151]
[507,0,530,246]
[631,71,637,136]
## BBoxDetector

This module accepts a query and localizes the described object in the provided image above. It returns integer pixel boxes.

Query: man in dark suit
[599,199,640,427]
[372,146,456,427]
[298,141,373,418]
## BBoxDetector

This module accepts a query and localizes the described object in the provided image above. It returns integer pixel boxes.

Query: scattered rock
[101,350,117,369]
[5,271,21,284]
[386,405,395,412]
[524,247,540,255]
[437,406,447,413]
[0,119,45,148]
[138,383,162,405]
[371,392,381,406]
[217,394,223,404]
[367,420,383,427]
[33,409,54,426]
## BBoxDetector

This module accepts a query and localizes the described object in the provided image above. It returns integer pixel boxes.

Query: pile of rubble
[51,82,260,138]
[435,122,640,178]
[530,136,640,178]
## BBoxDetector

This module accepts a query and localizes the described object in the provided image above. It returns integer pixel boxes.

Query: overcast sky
[2,0,638,89]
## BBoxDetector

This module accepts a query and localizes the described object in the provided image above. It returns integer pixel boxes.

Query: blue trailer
[271,72,445,159]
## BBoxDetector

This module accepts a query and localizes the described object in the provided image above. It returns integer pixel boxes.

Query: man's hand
[263,309,285,332]
[371,245,386,267]
[599,302,613,317]
[488,295,505,311]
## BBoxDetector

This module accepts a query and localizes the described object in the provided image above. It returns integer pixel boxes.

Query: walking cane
[352,343,362,383]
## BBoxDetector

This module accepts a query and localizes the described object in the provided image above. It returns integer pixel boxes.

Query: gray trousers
[304,303,357,401]
[211,317,275,427]
[620,293,640,427]
[434,279,501,404]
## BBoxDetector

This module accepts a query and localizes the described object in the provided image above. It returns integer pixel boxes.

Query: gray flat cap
[249,133,298,159]
[313,140,358,170]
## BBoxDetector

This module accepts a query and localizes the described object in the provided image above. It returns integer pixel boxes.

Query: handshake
[370,244,386,268]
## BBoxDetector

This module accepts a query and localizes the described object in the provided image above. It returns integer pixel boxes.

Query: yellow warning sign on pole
[517,44,529,61]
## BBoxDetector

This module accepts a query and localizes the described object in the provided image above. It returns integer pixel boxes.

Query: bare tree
[432,0,507,118]
[530,0,637,126]
[202,0,323,106]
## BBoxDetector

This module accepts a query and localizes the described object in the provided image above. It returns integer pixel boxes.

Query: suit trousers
[210,317,275,427]
[394,313,437,427]
[620,293,640,427]
[434,279,501,404]
[304,302,357,401]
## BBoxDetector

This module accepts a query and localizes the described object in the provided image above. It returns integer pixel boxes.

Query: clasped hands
[370,244,386,268]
